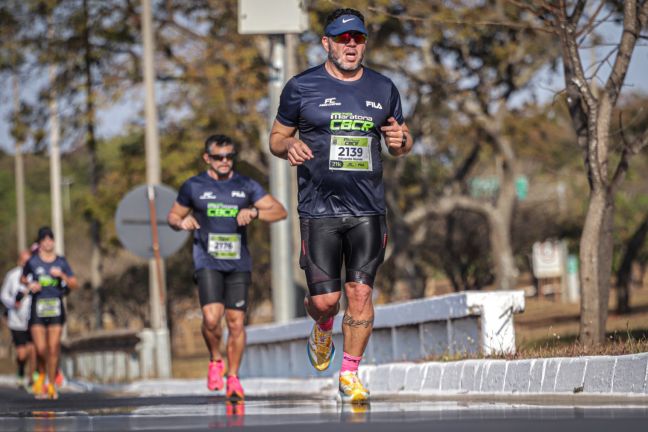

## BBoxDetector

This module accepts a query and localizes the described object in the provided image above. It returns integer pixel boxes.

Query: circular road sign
[115,184,189,259]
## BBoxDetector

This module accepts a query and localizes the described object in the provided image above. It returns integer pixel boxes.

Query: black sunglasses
[207,152,237,162]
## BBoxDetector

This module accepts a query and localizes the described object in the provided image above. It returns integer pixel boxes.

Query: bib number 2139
[329,136,372,171]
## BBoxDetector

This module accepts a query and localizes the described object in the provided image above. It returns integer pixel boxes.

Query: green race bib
[329,135,372,171]
[208,233,241,260]
[36,298,61,318]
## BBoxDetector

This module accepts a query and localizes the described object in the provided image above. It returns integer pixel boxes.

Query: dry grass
[424,287,648,362]
[514,286,648,356]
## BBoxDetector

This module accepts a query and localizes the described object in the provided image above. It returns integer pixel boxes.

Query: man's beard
[216,166,232,179]
[328,49,363,72]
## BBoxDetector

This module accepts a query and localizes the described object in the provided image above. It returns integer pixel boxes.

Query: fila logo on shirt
[319,97,341,107]
[366,100,383,109]
[199,191,217,200]
[231,190,246,198]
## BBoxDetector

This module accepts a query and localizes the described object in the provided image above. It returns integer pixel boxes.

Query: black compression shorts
[11,330,32,347]
[299,215,387,296]
[194,269,251,311]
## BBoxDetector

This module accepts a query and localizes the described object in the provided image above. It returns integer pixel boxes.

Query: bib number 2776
[208,233,241,260]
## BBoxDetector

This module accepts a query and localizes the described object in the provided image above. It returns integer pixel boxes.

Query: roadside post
[115,184,189,378]
[238,0,308,322]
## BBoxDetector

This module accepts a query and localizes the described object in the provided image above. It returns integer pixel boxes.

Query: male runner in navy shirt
[167,134,287,401]
[269,8,413,403]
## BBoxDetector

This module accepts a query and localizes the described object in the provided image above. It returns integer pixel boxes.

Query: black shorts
[195,269,251,311]
[11,330,32,347]
[29,297,66,327]
[299,215,388,296]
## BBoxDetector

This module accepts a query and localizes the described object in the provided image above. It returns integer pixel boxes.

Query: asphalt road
[2,385,648,431]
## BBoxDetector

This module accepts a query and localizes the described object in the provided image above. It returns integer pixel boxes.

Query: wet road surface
[2,385,648,431]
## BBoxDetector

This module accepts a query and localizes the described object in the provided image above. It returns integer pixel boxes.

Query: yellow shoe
[338,371,369,403]
[47,383,58,400]
[307,323,335,371]
[33,376,46,399]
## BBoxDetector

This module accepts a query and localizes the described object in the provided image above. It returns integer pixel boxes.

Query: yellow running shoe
[32,375,46,399]
[47,383,58,400]
[338,371,369,403]
[307,323,335,371]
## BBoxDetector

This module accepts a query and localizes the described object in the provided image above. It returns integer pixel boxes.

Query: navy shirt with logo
[22,255,74,300]
[176,171,267,272]
[276,64,404,218]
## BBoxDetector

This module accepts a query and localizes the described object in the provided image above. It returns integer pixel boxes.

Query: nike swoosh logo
[342,18,355,23]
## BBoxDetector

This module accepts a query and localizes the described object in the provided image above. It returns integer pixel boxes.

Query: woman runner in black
[22,227,78,399]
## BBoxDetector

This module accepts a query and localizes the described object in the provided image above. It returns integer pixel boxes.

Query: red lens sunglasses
[331,32,367,45]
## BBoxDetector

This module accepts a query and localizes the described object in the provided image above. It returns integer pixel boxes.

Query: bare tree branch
[404,195,494,226]
[568,0,588,25]
[563,25,598,111]
[577,9,617,41]
[452,141,481,183]
[588,46,620,81]
[576,0,606,38]
[604,0,642,107]
[612,111,632,191]
[612,112,648,191]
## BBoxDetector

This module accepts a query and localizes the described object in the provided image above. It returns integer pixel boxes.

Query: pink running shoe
[207,360,225,391]
[55,369,65,388]
[226,375,244,401]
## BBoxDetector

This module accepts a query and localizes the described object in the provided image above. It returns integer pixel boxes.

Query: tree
[340,1,558,294]
[524,0,648,344]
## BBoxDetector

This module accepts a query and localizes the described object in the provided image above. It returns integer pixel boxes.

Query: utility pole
[285,33,307,316]
[13,74,27,252]
[49,66,64,255]
[267,35,296,323]
[238,0,307,322]
[141,0,171,378]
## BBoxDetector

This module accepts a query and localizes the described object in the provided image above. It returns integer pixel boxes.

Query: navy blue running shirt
[276,64,404,218]
[176,172,267,272]
[22,255,74,300]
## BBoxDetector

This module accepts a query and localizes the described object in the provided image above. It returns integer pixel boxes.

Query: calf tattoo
[343,312,374,328]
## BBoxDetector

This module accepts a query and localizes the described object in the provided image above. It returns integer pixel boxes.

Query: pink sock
[317,317,334,331]
[340,352,362,373]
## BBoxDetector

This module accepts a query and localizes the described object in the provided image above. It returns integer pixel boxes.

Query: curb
[106,352,648,398]
[4,352,647,399]
[361,352,648,397]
